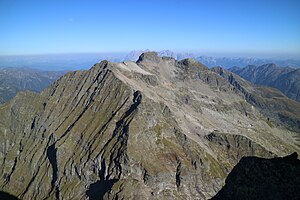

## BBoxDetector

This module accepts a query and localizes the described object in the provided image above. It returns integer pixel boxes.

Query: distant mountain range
[124,50,300,68]
[1,51,299,70]
[0,67,65,104]
[230,64,300,103]
[124,50,195,61]
[196,56,300,68]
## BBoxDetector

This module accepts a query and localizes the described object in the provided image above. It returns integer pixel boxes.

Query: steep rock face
[212,153,300,200]
[205,132,274,168]
[0,54,299,199]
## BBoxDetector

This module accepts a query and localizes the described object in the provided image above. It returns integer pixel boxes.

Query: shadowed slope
[212,152,300,200]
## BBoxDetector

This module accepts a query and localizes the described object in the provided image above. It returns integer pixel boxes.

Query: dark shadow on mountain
[86,179,118,200]
[0,191,19,200]
[211,152,300,200]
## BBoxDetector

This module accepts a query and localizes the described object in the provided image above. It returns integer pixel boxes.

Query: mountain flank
[230,64,300,103]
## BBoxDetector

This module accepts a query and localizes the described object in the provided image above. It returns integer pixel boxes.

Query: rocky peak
[210,66,224,75]
[136,51,162,64]
[179,58,208,71]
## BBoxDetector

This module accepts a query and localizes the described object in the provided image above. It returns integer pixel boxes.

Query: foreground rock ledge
[212,152,300,200]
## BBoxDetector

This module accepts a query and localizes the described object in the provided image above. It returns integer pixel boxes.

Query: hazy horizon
[1,49,300,71]
[1,50,300,60]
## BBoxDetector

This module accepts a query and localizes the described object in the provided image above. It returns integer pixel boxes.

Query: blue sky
[1,0,300,58]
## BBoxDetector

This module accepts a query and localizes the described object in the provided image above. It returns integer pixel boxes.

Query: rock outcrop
[0,53,299,199]
[212,152,300,200]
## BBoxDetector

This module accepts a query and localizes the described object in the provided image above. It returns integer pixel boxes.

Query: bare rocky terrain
[0,52,299,199]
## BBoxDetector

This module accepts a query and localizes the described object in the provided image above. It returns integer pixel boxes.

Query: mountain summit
[0,53,299,199]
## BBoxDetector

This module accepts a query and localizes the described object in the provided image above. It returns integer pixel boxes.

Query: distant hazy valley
[0,68,65,104]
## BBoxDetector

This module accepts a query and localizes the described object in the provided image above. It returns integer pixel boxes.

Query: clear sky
[1,0,300,58]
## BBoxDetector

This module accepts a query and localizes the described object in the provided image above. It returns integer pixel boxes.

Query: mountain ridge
[0,52,299,199]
